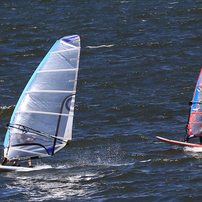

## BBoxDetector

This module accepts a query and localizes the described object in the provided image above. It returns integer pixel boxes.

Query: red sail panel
[187,69,202,138]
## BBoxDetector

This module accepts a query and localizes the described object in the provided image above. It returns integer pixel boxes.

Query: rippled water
[1,0,202,201]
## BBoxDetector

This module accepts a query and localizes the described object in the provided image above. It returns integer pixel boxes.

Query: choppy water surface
[1,0,202,201]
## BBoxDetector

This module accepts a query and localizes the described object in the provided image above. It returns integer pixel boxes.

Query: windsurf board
[156,136,202,147]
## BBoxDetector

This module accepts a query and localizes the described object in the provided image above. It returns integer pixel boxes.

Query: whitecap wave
[17,164,52,172]
[86,44,115,49]
[0,105,15,115]
[140,159,152,163]
[0,105,14,110]
[183,146,202,153]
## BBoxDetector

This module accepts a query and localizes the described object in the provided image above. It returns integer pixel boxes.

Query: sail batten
[51,47,80,54]
[16,110,74,116]
[3,35,80,162]
[38,68,78,73]
[26,90,76,93]
[60,41,77,48]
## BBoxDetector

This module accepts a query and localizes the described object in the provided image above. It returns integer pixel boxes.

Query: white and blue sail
[3,35,80,162]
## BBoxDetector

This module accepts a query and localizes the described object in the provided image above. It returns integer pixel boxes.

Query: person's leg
[1,158,7,165]
[28,159,33,167]
[12,160,20,166]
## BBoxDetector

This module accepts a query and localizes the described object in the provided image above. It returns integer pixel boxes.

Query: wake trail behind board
[0,164,52,172]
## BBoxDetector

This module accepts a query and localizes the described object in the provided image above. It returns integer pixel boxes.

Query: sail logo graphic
[65,96,74,113]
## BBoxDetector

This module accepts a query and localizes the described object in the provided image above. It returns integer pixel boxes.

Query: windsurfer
[185,134,202,145]
[11,158,32,167]
[5,132,35,167]
[12,159,33,167]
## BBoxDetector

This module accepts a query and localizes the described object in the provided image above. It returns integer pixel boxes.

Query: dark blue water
[1,0,202,201]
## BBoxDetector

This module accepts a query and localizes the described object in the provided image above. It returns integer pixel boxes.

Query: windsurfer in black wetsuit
[12,158,33,167]
[12,159,33,167]
[185,132,202,145]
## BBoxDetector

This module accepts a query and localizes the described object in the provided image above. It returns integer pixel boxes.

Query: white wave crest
[183,146,202,153]
[0,105,15,115]
[0,105,14,110]
[86,44,115,49]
